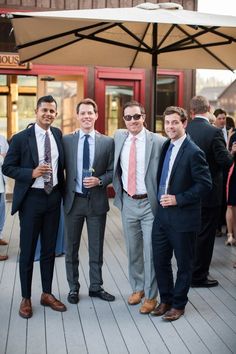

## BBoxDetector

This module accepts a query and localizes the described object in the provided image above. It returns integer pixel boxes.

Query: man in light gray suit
[113,101,165,314]
[63,98,115,304]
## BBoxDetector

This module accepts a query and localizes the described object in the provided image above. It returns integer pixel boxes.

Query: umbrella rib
[118,23,151,50]
[172,25,234,71]
[16,21,114,49]
[198,25,236,43]
[157,24,176,49]
[128,23,150,69]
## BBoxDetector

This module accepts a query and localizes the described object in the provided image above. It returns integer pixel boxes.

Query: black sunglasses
[123,114,143,121]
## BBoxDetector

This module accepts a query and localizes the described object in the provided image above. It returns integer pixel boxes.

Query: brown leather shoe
[40,293,67,312]
[128,291,144,305]
[19,298,32,319]
[0,239,8,246]
[139,298,157,314]
[162,308,185,321]
[151,303,171,316]
[0,254,8,261]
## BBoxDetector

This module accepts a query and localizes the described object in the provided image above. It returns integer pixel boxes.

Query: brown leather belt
[123,190,148,200]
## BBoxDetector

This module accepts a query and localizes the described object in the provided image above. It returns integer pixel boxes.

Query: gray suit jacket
[63,130,114,215]
[113,128,166,216]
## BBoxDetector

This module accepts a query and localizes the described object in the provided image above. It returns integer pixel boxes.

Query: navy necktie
[158,143,174,201]
[82,134,90,195]
[44,131,53,195]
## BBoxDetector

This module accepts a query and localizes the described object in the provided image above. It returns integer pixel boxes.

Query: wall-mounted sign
[0,53,31,69]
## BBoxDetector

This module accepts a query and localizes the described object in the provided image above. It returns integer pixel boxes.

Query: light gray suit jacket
[63,130,114,215]
[113,128,166,216]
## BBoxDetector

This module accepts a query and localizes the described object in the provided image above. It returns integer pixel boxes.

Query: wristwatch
[98,178,103,187]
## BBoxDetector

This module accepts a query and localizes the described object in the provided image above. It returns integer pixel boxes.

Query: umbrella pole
[151,23,158,133]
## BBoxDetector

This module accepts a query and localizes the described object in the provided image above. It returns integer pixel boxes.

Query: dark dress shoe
[0,255,8,261]
[40,293,67,312]
[89,289,115,302]
[151,303,171,316]
[162,308,184,321]
[19,298,32,319]
[191,278,219,288]
[67,290,79,304]
[0,239,8,246]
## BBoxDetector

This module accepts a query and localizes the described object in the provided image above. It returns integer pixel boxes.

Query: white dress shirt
[121,128,147,195]
[75,130,95,193]
[32,124,59,188]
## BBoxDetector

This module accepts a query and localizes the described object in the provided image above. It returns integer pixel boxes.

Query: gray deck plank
[1,202,236,354]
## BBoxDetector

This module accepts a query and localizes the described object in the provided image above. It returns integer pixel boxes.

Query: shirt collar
[128,127,145,141]
[35,123,51,136]
[80,129,95,139]
[171,133,186,148]
[195,115,209,122]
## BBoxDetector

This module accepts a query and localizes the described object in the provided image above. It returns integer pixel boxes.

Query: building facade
[0,0,197,139]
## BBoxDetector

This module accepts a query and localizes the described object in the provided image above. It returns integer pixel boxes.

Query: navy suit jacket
[2,124,64,215]
[157,135,212,232]
[186,117,233,207]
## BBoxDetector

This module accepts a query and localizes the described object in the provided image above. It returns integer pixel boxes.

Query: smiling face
[164,112,187,142]
[35,101,57,130]
[77,103,98,133]
[123,105,145,136]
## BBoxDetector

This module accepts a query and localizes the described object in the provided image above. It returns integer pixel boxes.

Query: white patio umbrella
[8,2,236,130]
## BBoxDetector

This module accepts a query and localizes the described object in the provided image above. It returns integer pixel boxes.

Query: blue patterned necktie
[44,131,53,195]
[158,143,174,201]
[82,134,90,195]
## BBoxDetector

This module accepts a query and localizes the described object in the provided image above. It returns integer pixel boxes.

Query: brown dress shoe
[0,239,8,246]
[162,308,185,321]
[151,303,171,316]
[40,293,67,312]
[19,298,32,319]
[0,254,8,261]
[139,298,157,314]
[128,291,144,305]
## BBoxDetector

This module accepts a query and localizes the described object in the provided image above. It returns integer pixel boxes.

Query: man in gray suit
[113,101,165,314]
[63,98,115,304]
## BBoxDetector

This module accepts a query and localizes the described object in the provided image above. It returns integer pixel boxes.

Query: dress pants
[192,206,219,282]
[19,188,61,298]
[121,193,157,300]
[64,195,106,292]
[152,206,196,309]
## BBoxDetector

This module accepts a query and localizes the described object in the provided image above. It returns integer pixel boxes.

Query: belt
[123,190,148,200]
[30,185,59,193]
[75,192,89,198]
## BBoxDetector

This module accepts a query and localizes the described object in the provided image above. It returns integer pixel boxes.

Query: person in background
[187,96,233,288]
[151,106,211,321]
[63,98,115,304]
[113,100,165,314]
[0,134,9,261]
[2,95,66,318]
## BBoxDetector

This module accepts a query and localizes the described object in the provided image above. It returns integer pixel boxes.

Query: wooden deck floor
[0,200,236,354]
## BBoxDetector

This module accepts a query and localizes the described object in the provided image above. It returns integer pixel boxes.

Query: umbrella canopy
[8,2,236,129]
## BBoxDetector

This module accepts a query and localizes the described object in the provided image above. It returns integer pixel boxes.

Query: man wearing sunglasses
[113,101,166,314]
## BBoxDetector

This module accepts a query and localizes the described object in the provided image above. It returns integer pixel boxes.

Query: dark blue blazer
[157,135,212,232]
[2,124,64,215]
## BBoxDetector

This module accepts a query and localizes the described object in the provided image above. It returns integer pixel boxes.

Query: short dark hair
[123,101,145,115]
[36,95,57,110]
[226,115,235,130]
[214,108,226,118]
[76,98,98,114]
[189,95,210,115]
[163,106,188,123]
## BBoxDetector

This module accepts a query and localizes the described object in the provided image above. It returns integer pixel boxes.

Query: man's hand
[83,176,100,188]
[32,163,52,179]
[160,194,177,207]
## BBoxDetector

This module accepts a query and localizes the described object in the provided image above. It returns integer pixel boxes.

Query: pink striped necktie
[127,136,137,196]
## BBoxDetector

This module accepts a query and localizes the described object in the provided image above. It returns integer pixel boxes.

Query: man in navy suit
[2,95,66,318]
[187,96,233,288]
[151,106,212,321]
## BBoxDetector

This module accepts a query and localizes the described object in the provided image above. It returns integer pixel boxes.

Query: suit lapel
[144,129,153,175]
[73,131,80,175]
[28,125,38,166]
[169,137,189,182]
[93,132,101,171]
